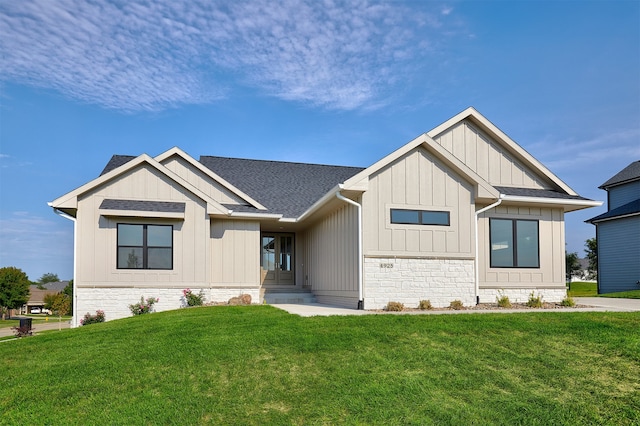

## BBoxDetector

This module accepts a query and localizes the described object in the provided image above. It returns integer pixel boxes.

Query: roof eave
[502,195,603,212]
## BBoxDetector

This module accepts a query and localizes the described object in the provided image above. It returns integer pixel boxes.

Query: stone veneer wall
[363,257,475,310]
[74,287,260,326]
[478,288,567,304]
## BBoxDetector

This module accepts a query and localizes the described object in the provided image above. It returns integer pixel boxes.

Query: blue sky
[1,0,638,281]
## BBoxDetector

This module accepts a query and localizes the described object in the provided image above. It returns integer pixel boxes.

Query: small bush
[496,293,512,308]
[129,296,159,315]
[526,292,543,308]
[561,296,576,307]
[449,300,464,310]
[11,325,33,337]
[228,294,252,305]
[81,310,105,325]
[183,288,205,306]
[385,301,404,312]
[418,300,433,310]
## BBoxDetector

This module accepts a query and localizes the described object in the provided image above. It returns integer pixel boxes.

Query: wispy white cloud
[0,0,461,111]
[531,128,640,171]
[0,211,73,279]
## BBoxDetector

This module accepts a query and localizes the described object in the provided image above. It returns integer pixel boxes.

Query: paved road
[0,319,71,338]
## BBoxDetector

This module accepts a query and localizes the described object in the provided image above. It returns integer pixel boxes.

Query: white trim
[155,147,267,210]
[502,195,603,210]
[589,211,640,224]
[427,107,578,196]
[336,189,364,309]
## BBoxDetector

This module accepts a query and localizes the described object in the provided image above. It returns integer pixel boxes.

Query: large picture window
[117,224,173,269]
[390,209,450,226]
[490,219,539,268]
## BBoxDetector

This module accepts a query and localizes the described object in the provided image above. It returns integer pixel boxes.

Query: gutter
[474,194,504,305]
[50,206,79,328]
[335,188,364,310]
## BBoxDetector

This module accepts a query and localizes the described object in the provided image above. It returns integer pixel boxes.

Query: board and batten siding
[432,121,548,189]
[162,156,247,205]
[477,205,566,289]
[210,219,260,288]
[362,147,475,258]
[301,203,359,308]
[75,165,210,288]
[608,180,640,210]
[597,216,640,293]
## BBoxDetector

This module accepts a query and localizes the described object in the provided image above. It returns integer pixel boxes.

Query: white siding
[433,121,549,189]
[478,206,566,290]
[210,219,260,288]
[362,147,475,258]
[301,203,359,308]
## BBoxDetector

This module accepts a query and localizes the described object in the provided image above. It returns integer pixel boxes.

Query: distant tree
[585,238,598,279]
[38,272,60,285]
[63,280,73,315]
[565,251,580,283]
[0,267,31,320]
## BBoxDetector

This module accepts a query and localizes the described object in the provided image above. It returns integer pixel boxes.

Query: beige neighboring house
[49,108,601,325]
[21,282,67,314]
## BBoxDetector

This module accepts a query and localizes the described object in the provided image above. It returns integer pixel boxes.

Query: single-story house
[50,107,601,325]
[586,161,640,293]
[20,282,67,315]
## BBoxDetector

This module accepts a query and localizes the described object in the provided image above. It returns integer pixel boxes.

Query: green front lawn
[1,306,638,424]
[568,281,640,299]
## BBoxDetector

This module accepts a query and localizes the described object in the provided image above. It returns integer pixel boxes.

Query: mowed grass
[568,281,640,299]
[1,306,639,425]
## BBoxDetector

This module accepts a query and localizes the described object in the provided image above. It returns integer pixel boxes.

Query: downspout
[52,208,78,327]
[336,191,364,310]
[474,194,504,305]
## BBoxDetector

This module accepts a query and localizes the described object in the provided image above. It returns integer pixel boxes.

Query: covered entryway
[261,233,294,285]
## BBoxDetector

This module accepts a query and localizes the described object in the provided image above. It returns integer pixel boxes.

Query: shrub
[11,325,33,337]
[496,292,512,308]
[449,300,464,310]
[81,310,105,325]
[418,299,433,310]
[526,292,543,308]
[183,288,205,307]
[385,301,404,312]
[129,296,159,315]
[228,294,252,305]
[561,296,576,307]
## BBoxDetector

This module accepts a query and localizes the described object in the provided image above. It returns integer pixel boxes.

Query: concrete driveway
[573,297,640,312]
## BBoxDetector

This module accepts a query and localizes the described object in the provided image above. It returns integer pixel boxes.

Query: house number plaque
[380,263,394,269]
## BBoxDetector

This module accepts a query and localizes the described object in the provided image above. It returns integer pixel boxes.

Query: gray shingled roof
[600,161,640,189]
[99,199,186,213]
[101,155,136,176]
[586,199,640,223]
[200,156,365,218]
[494,186,592,201]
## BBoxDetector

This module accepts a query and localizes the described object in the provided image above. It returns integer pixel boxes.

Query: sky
[0,0,639,282]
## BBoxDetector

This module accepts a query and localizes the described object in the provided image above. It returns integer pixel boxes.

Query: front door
[261,233,294,285]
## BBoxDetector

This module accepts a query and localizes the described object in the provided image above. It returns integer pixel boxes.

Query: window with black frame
[489,218,539,268]
[117,224,173,269]
[390,209,450,226]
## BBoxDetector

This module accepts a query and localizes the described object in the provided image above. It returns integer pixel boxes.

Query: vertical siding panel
[406,151,420,205]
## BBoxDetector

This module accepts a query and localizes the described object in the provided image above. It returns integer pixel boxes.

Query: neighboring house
[50,108,601,325]
[587,161,640,293]
[20,281,68,315]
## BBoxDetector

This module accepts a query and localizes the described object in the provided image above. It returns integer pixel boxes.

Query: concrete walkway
[274,297,640,317]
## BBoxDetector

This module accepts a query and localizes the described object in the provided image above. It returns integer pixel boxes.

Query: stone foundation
[363,257,476,310]
[74,287,260,326]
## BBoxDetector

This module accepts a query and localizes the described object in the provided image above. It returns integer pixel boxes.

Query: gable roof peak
[599,160,640,189]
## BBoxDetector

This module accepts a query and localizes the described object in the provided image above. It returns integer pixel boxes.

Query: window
[390,209,450,226]
[490,219,539,268]
[117,224,173,269]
